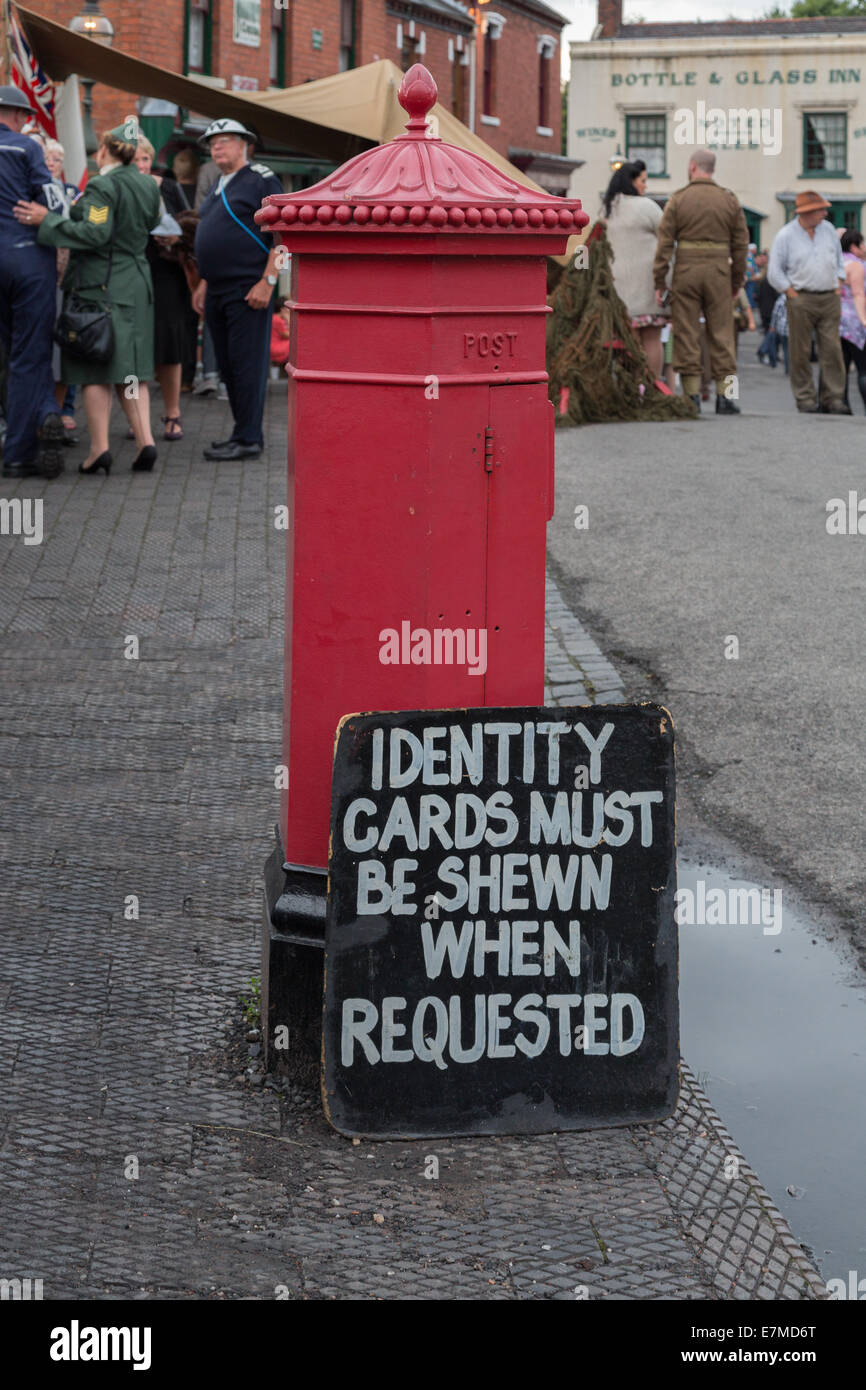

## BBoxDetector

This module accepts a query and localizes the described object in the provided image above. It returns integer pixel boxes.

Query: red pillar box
[259,65,588,1067]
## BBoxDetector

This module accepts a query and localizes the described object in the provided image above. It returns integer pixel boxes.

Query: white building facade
[569,5,866,246]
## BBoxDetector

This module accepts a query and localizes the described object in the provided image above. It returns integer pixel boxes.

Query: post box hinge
[483,426,494,472]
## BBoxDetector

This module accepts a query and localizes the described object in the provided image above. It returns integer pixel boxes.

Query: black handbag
[54,246,115,364]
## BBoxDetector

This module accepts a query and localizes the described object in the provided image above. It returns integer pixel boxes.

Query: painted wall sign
[608,68,858,88]
[233,0,261,48]
[323,705,679,1139]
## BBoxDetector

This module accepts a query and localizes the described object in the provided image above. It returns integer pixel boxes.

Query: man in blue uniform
[0,86,67,478]
[192,119,281,460]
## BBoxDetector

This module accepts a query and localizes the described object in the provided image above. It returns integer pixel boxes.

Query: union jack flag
[6,2,57,138]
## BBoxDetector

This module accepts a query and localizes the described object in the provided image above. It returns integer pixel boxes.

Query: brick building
[570,0,866,241]
[11,0,573,190]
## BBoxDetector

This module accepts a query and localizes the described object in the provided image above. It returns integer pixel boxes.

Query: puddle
[677,857,866,1286]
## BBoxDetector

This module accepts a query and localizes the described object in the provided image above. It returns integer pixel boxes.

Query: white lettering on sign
[346,722,665,918]
[340,990,645,1066]
[364,721,618,791]
[343,788,660,901]
[419,918,580,979]
[331,714,672,1099]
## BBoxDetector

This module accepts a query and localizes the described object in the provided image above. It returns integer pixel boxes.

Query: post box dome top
[254,64,588,238]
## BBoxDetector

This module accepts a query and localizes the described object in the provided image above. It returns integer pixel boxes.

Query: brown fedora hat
[795,190,832,215]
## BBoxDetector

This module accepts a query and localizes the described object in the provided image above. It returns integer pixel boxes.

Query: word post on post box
[323,706,679,1139]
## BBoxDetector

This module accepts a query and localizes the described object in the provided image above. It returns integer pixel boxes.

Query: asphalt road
[548,330,866,964]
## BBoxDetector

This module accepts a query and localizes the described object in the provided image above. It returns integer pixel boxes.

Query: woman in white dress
[600,160,669,379]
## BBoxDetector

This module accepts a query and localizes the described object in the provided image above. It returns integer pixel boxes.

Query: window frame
[801,110,849,179]
[339,0,356,73]
[482,29,495,117]
[451,51,467,123]
[538,50,549,131]
[625,112,667,178]
[184,0,212,77]
[270,3,285,87]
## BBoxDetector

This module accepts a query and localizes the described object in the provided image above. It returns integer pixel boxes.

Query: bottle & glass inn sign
[609,66,862,89]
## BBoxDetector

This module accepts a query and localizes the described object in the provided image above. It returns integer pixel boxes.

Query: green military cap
[106,120,139,147]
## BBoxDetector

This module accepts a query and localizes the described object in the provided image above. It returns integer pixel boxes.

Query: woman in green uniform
[14,124,161,473]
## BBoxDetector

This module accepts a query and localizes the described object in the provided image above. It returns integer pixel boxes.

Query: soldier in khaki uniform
[653,149,748,414]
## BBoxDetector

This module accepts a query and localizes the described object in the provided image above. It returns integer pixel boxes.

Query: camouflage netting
[546,225,697,427]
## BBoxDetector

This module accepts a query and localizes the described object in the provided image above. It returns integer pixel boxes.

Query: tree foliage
[766,0,866,15]
[546,228,696,426]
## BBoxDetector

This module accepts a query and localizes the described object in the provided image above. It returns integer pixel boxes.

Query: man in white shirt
[767,191,847,413]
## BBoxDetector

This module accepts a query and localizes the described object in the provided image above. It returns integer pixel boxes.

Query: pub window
[802,112,847,176]
[339,0,356,73]
[483,30,495,116]
[185,0,211,76]
[270,5,285,87]
[625,113,666,177]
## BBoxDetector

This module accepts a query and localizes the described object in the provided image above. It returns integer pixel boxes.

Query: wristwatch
[265,274,277,286]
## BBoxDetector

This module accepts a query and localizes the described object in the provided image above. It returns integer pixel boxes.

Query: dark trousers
[202,322,217,377]
[842,336,866,412]
[205,285,272,447]
[0,244,60,463]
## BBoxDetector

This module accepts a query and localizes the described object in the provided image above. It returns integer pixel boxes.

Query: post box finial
[398,64,438,137]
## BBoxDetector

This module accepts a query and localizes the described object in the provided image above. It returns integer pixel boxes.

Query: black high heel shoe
[78,451,111,476]
[132,445,157,473]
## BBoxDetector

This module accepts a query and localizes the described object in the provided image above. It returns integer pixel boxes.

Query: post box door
[283,375,553,866]
[283,377,495,867]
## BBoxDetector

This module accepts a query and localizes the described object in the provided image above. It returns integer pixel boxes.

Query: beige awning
[246,59,546,194]
[15,3,364,162]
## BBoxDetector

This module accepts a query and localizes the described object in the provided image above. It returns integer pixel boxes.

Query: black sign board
[323,705,678,1139]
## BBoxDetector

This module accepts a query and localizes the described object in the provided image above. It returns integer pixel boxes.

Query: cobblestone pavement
[544,575,626,708]
[0,389,825,1299]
